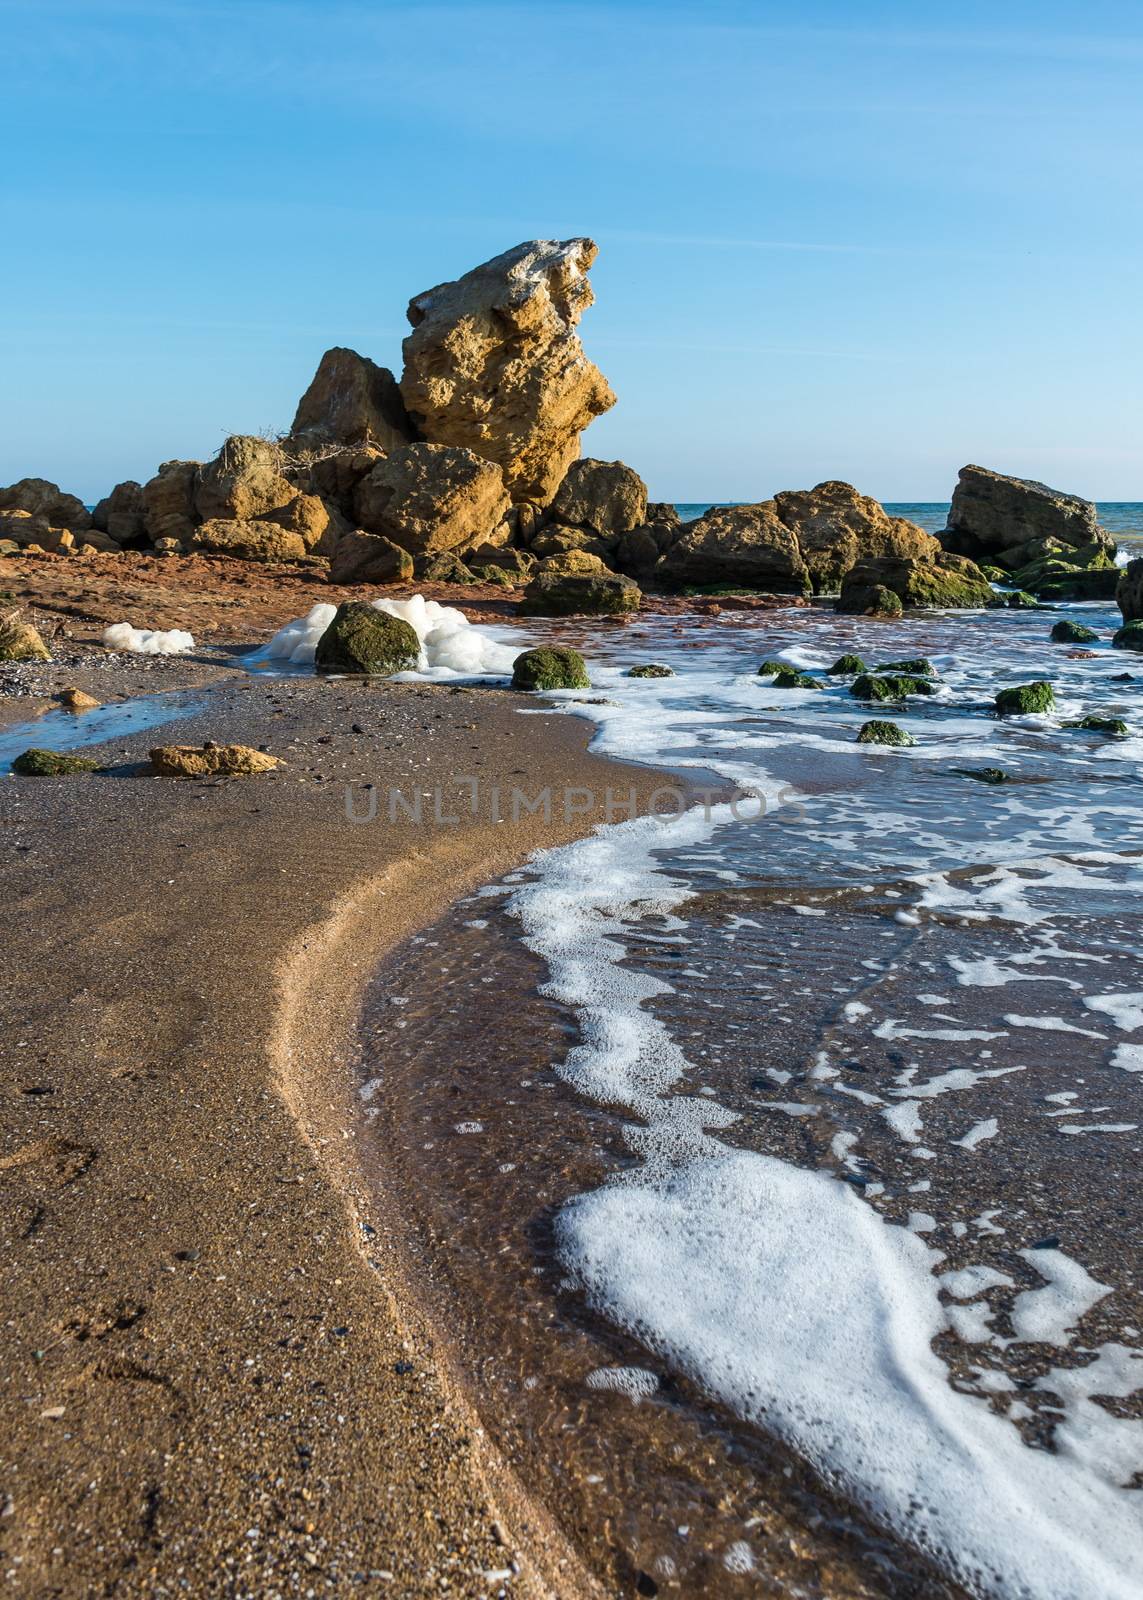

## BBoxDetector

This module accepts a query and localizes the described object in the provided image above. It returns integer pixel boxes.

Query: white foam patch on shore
[260,595,517,677]
[509,806,1143,1600]
[102,622,195,655]
[1084,991,1143,1031]
[1010,1250,1112,1345]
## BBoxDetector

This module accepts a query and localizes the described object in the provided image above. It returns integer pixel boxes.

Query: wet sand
[0,656,674,1598]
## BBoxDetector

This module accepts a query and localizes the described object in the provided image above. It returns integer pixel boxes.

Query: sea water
[359,593,1142,1596]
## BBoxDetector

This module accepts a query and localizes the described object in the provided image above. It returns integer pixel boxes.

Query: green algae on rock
[872,658,936,677]
[1063,715,1129,737]
[827,654,867,675]
[511,647,590,692]
[856,720,914,747]
[757,660,789,676]
[12,748,102,776]
[772,668,822,690]
[1112,621,1143,652]
[1050,620,1100,644]
[995,681,1055,715]
[953,766,1011,784]
[315,602,420,675]
[520,572,640,617]
[851,674,937,702]
[627,664,674,678]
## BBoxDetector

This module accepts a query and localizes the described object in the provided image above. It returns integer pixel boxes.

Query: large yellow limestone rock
[399,239,615,504]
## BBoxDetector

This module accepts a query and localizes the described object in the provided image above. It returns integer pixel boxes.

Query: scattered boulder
[851,674,936,701]
[354,443,510,556]
[289,347,415,450]
[1112,620,1143,652]
[57,687,100,712]
[143,460,200,545]
[856,720,914,747]
[828,654,867,675]
[520,571,640,617]
[995,681,1055,715]
[12,748,101,775]
[265,492,338,553]
[328,531,414,585]
[400,238,615,503]
[612,524,662,579]
[314,602,420,674]
[535,550,609,577]
[544,459,647,540]
[771,668,821,690]
[194,436,295,524]
[942,465,1114,566]
[627,663,674,678]
[0,509,52,548]
[0,615,50,662]
[0,478,91,531]
[416,552,479,584]
[873,657,936,676]
[511,647,590,691]
[149,742,283,777]
[1050,620,1099,644]
[91,481,148,544]
[191,519,308,563]
[838,553,993,612]
[1116,558,1143,622]
[467,544,535,578]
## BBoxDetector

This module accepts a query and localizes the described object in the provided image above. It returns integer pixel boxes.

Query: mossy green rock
[1036,569,1119,602]
[520,573,640,617]
[1064,715,1129,736]
[953,766,1011,784]
[866,586,904,617]
[995,681,1055,715]
[12,747,101,775]
[1050,620,1099,644]
[856,720,914,747]
[851,674,936,701]
[772,668,822,690]
[1112,621,1143,652]
[873,657,936,677]
[980,564,1007,582]
[511,647,590,692]
[627,663,674,678]
[314,602,420,675]
[828,654,867,675]
[757,660,789,676]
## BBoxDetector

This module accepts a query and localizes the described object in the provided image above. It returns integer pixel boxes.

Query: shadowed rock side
[399,239,616,503]
[288,346,415,452]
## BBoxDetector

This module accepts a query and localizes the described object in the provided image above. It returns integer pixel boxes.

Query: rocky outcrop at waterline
[940,465,1117,598]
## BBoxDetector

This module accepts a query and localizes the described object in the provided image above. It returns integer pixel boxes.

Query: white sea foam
[954,1117,999,1152]
[102,622,195,655]
[260,595,517,676]
[1010,1250,1112,1345]
[509,809,1143,1600]
[1084,992,1143,1031]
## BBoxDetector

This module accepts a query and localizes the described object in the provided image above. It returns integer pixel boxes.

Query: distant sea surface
[674,501,1143,558]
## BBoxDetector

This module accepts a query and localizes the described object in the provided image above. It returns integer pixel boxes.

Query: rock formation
[142,460,200,545]
[194,436,295,523]
[0,478,90,531]
[940,465,1116,596]
[1116,557,1143,622]
[543,458,647,539]
[837,552,994,613]
[353,443,510,557]
[399,239,615,503]
[520,569,641,616]
[289,347,415,451]
[657,482,940,594]
[91,480,147,544]
[328,532,414,585]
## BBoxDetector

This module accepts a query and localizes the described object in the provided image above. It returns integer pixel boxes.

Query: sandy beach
[0,645,671,1599]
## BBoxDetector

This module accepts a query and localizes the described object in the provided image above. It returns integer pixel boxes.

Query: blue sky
[3,0,1141,502]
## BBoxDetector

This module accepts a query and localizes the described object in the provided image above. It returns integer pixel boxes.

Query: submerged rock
[856,720,914,747]
[511,646,590,691]
[0,615,50,662]
[1050,620,1100,644]
[289,347,414,451]
[953,766,1011,784]
[400,238,615,503]
[627,663,674,678]
[520,571,640,617]
[771,668,821,690]
[873,657,936,677]
[757,660,789,676]
[988,590,1044,609]
[149,742,283,777]
[1064,715,1129,736]
[12,747,102,775]
[995,681,1055,715]
[851,673,936,701]
[827,653,867,675]
[354,443,510,556]
[1112,620,1143,652]
[314,602,421,675]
